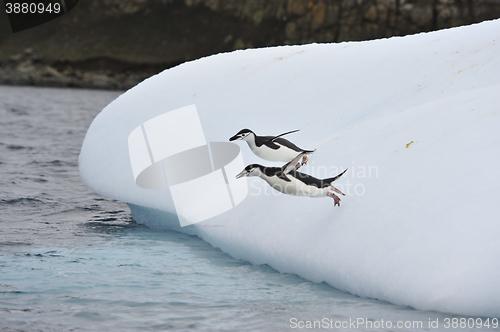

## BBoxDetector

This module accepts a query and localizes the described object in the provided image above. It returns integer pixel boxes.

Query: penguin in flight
[229,129,314,170]
[236,152,348,206]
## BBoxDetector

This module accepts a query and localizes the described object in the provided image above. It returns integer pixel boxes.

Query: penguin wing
[281,152,307,174]
[268,130,299,142]
[277,173,292,182]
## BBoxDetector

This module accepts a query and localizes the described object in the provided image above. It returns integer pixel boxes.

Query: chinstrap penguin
[229,129,314,169]
[236,153,348,206]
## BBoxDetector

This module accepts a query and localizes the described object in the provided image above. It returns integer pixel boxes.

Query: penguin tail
[303,149,316,154]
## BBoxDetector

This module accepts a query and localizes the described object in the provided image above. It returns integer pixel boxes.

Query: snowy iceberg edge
[80,19,500,317]
[129,201,499,319]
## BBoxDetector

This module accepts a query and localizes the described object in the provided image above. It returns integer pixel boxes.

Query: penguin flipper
[261,130,300,146]
[269,129,299,142]
[277,173,292,182]
[282,152,307,175]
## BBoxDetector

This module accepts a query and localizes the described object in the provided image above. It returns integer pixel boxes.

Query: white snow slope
[79,20,500,317]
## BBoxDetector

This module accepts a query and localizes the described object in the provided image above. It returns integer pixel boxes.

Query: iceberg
[79,19,500,317]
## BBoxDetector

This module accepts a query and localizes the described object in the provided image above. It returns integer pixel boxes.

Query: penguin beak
[235,170,247,179]
[229,134,239,141]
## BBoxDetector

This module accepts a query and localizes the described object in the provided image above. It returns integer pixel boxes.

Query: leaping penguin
[236,152,348,206]
[229,129,314,169]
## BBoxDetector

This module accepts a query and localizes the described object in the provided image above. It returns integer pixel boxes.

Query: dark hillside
[0,0,499,89]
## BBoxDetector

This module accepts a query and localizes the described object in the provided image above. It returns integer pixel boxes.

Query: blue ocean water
[0,85,497,331]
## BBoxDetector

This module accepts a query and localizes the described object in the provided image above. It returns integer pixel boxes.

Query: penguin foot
[327,191,341,206]
[301,155,309,166]
[293,162,301,171]
[330,185,345,196]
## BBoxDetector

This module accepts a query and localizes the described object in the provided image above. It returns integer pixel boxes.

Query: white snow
[79,19,500,317]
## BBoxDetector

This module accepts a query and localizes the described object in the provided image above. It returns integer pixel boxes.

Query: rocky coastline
[0,0,499,90]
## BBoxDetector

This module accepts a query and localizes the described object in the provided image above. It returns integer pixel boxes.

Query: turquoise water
[0,226,415,331]
[0,86,496,331]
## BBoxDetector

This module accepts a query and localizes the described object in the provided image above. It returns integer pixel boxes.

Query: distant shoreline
[0,52,175,90]
[1,0,498,90]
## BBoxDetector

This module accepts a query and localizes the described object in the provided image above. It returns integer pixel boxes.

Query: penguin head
[229,129,254,142]
[235,164,262,179]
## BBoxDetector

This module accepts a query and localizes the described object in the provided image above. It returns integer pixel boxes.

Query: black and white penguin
[229,129,314,168]
[236,153,347,206]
